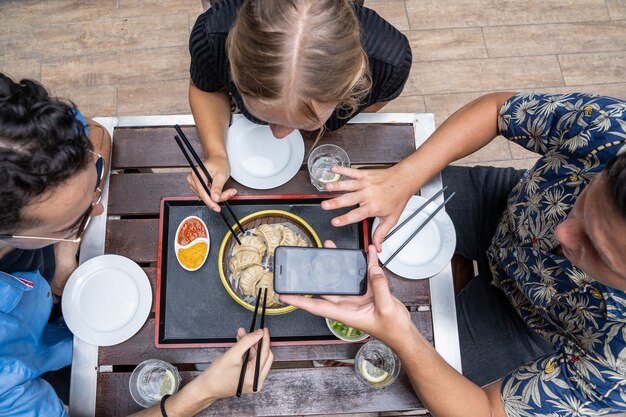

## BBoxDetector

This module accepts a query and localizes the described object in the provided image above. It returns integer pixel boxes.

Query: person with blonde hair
[188,0,411,210]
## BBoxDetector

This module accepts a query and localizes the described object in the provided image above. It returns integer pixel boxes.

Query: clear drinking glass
[129,359,181,408]
[354,340,401,388]
[307,144,350,191]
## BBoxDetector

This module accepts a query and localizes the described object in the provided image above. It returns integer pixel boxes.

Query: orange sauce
[177,241,208,270]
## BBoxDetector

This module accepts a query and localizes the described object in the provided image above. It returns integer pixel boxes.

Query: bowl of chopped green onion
[326,318,369,342]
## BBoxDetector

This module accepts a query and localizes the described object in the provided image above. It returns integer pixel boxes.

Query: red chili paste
[177,218,207,246]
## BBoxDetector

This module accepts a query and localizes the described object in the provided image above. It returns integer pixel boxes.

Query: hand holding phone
[273,246,367,295]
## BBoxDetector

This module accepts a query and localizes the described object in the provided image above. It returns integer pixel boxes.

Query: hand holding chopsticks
[236,287,268,397]
[381,191,456,268]
[189,311,271,403]
[173,125,244,245]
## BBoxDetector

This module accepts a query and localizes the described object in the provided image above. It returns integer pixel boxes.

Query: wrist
[205,149,228,160]
[186,375,218,406]
[164,378,216,416]
[389,163,421,199]
[386,324,429,359]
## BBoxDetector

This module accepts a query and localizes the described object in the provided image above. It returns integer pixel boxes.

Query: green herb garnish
[329,319,365,339]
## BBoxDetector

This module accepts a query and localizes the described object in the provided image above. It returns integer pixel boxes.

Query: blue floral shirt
[491,92,626,416]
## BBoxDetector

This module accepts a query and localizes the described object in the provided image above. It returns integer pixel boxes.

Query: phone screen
[273,246,367,295]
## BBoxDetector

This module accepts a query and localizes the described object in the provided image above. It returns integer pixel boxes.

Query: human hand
[320,165,414,251]
[51,241,80,303]
[186,155,237,212]
[194,328,273,401]
[280,243,414,351]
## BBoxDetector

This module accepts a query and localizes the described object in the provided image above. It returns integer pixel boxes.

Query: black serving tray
[155,195,368,347]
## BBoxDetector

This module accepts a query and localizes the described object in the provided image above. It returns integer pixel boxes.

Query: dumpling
[265,290,281,308]
[295,236,309,247]
[254,270,273,294]
[252,224,282,257]
[253,271,281,307]
[238,265,264,297]
[278,226,299,247]
[229,249,262,277]
[231,235,267,257]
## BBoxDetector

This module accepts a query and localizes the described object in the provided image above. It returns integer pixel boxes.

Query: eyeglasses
[0,151,105,243]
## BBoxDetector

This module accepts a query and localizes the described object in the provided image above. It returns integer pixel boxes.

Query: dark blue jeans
[442,165,553,386]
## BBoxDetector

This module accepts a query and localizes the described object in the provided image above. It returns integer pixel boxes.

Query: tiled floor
[1,1,625,416]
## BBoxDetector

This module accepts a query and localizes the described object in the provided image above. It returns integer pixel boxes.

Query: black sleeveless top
[189,0,412,131]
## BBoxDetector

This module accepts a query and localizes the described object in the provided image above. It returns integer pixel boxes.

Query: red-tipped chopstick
[236,287,263,397]
[173,133,242,245]
[381,192,455,268]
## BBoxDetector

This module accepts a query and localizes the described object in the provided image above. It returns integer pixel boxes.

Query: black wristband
[160,394,171,417]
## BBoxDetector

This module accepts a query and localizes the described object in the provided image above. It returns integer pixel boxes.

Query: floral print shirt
[490,92,626,416]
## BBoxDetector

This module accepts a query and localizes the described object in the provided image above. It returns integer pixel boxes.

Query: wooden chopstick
[173,135,242,245]
[253,288,267,392]
[381,192,456,269]
[383,186,447,243]
[174,125,245,234]
[236,287,263,397]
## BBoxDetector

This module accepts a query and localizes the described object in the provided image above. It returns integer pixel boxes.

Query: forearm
[188,82,231,159]
[129,379,215,417]
[389,327,504,417]
[392,92,516,196]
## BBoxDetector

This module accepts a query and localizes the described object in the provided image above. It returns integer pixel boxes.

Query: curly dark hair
[605,152,626,218]
[0,73,92,233]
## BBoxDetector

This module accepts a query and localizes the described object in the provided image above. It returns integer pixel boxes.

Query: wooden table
[69,113,461,416]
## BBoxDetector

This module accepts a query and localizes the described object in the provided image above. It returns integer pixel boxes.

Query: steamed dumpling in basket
[254,271,281,307]
[238,265,265,297]
[229,249,262,278]
[252,224,283,256]
[231,235,267,257]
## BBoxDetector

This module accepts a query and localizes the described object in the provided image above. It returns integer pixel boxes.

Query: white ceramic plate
[373,196,456,280]
[62,254,152,346]
[226,117,305,190]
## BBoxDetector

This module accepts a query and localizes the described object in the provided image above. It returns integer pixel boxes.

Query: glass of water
[354,340,401,388]
[129,359,181,408]
[307,144,350,191]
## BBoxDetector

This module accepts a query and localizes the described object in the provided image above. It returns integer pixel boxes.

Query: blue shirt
[492,92,626,415]
[0,108,90,416]
[0,271,71,416]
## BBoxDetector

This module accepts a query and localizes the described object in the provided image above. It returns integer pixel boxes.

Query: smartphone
[273,246,367,295]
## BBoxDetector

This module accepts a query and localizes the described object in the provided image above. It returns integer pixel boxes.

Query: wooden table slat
[96,368,423,416]
[111,124,415,169]
[105,219,159,263]
[144,267,156,313]
[108,171,342,216]
[98,312,431,366]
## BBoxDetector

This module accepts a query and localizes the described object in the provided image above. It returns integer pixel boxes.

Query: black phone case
[274,246,367,296]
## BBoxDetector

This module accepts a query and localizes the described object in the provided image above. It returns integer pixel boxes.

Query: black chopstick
[381,192,455,269]
[383,186,447,243]
[252,288,267,392]
[236,287,263,397]
[173,134,242,245]
[174,125,244,233]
